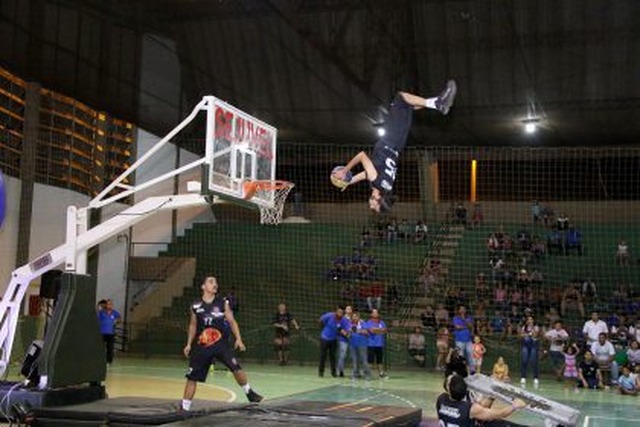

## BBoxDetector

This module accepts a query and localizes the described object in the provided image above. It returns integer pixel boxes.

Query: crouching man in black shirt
[437,374,526,427]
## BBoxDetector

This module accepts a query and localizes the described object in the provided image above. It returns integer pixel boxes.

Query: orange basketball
[242,181,257,200]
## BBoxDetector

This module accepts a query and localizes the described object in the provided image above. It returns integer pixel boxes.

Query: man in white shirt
[590,332,618,385]
[545,321,569,380]
[582,311,608,346]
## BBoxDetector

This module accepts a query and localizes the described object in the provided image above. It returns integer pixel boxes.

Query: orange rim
[245,180,293,191]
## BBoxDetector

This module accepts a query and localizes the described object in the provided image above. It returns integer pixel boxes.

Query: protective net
[2,62,640,380]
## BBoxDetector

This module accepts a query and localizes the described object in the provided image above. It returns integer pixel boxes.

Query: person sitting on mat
[332,82,457,213]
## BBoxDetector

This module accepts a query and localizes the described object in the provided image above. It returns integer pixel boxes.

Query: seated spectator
[386,219,398,244]
[413,220,428,244]
[491,357,510,382]
[547,228,565,255]
[367,282,384,311]
[489,256,506,283]
[617,365,638,396]
[493,282,508,312]
[386,282,399,314]
[578,350,603,389]
[565,227,583,255]
[398,219,412,241]
[471,203,483,228]
[454,203,467,226]
[530,236,546,261]
[561,284,585,318]
[516,228,532,250]
[617,239,630,267]
[436,326,450,371]
[360,226,373,247]
[420,305,436,330]
[581,278,597,301]
[474,273,491,302]
[583,311,609,347]
[408,326,426,367]
[487,233,500,254]
[340,283,355,307]
[591,332,619,385]
[435,304,450,328]
[626,340,640,369]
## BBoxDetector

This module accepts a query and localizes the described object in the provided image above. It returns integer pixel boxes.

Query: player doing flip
[332,81,457,213]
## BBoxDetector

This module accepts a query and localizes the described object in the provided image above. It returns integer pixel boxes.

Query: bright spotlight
[524,122,537,134]
[377,127,386,137]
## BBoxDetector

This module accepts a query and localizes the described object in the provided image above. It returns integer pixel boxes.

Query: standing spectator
[471,335,486,374]
[531,200,541,225]
[336,306,353,377]
[318,306,347,377]
[561,344,580,388]
[578,350,603,389]
[348,311,371,380]
[436,325,450,371]
[273,303,299,366]
[97,299,121,367]
[181,276,262,410]
[565,227,583,255]
[556,212,569,230]
[452,306,474,368]
[408,326,426,367]
[544,321,569,381]
[471,203,483,228]
[583,311,609,347]
[617,240,630,267]
[519,316,541,388]
[226,288,239,312]
[366,309,388,378]
[591,332,619,385]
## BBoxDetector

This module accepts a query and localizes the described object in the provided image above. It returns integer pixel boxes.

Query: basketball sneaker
[246,389,263,403]
[435,80,457,115]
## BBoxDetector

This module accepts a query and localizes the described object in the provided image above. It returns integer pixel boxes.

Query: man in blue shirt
[349,311,372,380]
[366,309,388,378]
[97,299,121,366]
[318,306,347,377]
[452,305,474,371]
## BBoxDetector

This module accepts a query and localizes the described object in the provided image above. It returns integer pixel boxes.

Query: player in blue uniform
[181,276,262,411]
[334,81,457,213]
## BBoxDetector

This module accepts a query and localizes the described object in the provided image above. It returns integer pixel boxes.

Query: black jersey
[579,361,599,380]
[273,312,294,337]
[370,94,413,193]
[191,297,228,346]
[436,393,473,427]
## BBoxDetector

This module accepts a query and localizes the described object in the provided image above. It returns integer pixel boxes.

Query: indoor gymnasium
[0,1,639,426]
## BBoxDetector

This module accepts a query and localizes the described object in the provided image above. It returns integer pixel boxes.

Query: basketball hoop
[242,180,294,225]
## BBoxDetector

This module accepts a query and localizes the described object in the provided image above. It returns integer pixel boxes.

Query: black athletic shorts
[185,341,242,382]
[368,346,384,364]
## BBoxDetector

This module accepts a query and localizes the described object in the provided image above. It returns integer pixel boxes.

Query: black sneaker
[246,389,263,403]
[435,80,457,115]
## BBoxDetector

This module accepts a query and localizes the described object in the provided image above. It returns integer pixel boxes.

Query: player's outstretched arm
[470,398,524,421]
[337,151,377,183]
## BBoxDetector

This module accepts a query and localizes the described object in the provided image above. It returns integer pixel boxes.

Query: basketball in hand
[330,166,352,189]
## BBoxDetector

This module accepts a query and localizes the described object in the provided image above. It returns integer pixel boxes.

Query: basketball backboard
[203,96,277,208]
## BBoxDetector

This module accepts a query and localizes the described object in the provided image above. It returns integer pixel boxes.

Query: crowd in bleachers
[414,202,640,392]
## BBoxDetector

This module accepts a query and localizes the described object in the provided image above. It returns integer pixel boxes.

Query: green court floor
[102,356,639,427]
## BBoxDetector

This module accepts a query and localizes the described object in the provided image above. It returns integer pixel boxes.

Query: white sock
[182,399,192,411]
[425,97,437,109]
[242,384,251,393]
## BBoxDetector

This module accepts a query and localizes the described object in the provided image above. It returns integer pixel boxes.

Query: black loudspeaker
[40,270,62,299]
[20,340,43,384]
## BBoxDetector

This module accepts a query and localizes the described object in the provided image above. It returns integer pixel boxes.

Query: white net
[254,181,294,225]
